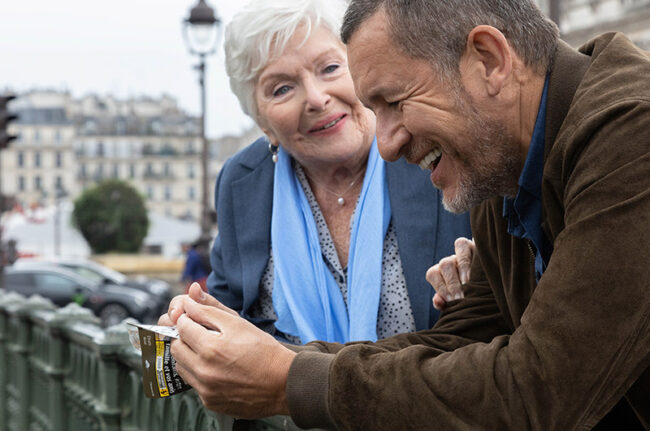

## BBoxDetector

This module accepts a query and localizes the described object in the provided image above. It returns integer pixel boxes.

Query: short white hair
[224,0,347,121]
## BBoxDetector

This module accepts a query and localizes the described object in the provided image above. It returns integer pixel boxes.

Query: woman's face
[255,25,376,168]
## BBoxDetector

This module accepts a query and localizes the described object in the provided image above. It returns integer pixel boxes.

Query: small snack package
[127,323,191,398]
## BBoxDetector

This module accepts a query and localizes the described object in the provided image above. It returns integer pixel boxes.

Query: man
[162,0,649,429]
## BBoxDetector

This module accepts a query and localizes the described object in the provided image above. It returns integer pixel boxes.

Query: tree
[72,180,149,254]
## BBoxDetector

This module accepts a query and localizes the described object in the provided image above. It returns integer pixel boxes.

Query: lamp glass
[186,23,218,55]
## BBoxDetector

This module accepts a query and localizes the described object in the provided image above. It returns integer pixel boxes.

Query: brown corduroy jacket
[287,33,650,430]
[285,34,650,430]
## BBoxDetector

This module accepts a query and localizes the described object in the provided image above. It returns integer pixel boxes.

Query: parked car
[2,265,162,327]
[13,258,173,317]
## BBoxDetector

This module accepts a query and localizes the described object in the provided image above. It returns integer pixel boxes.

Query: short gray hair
[341,0,559,82]
[225,0,348,121]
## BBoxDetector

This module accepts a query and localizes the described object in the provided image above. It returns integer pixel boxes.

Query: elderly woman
[206,0,471,344]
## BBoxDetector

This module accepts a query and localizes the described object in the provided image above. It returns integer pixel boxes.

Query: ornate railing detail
[0,291,305,431]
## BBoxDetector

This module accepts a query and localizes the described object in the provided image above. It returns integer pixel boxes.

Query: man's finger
[188,283,239,317]
[158,313,174,326]
[176,312,222,354]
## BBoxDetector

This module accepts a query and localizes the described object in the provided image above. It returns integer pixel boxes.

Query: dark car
[3,265,161,327]
[14,258,173,317]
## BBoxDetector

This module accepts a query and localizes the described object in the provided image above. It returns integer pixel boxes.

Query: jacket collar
[544,40,591,159]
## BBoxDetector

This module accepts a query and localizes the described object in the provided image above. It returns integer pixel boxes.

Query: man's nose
[376,112,409,162]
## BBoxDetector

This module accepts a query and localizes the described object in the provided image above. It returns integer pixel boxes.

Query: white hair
[224,0,348,121]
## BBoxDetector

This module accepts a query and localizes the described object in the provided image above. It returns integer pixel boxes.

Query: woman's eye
[323,64,339,74]
[272,85,291,97]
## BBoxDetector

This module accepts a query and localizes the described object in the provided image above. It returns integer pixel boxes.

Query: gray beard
[441,96,521,214]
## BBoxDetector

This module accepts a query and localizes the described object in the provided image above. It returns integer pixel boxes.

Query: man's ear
[460,25,512,97]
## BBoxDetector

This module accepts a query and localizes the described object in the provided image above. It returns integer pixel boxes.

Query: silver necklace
[306,169,365,206]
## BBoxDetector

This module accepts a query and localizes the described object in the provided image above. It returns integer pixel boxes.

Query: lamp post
[183,0,222,242]
[54,183,67,256]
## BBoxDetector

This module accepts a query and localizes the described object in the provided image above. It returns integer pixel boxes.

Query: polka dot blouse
[249,163,416,344]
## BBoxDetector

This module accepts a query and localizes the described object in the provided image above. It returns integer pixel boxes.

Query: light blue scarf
[271,138,390,343]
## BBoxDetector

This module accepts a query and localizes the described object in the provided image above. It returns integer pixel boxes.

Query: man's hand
[158,283,296,418]
[426,237,475,310]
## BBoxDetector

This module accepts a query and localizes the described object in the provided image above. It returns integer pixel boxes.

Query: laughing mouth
[310,115,345,132]
[418,146,442,170]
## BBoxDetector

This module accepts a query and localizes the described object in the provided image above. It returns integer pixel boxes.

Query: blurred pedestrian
[181,238,211,293]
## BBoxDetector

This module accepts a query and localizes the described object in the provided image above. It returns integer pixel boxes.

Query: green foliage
[72,180,149,254]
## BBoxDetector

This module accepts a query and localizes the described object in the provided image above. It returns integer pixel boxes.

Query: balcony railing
[0,291,304,431]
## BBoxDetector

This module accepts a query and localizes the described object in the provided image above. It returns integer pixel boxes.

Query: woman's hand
[426,237,475,310]
[158,283,296,419]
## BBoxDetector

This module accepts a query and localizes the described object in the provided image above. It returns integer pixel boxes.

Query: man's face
[347,11,521,212]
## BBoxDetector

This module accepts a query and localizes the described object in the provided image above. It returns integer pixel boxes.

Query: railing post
[94,321,133,431]
[45,303,101,431]
[0,292,27,430]
[5,295,56,430]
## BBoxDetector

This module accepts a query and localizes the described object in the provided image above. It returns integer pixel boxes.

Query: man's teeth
[418,147,442,170]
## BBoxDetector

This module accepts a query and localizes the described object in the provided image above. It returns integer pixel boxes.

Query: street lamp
[54,183,67,256]
[183,0,222,241]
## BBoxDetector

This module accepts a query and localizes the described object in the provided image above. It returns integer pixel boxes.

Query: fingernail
[455,293,463,300]
[198,289,206,301]
[460,270,469,285]
[169,307,178,320]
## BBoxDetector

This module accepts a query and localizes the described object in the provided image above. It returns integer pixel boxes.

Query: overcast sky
[0,0,254,139]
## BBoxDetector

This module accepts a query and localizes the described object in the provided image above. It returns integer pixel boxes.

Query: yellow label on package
[128,323,191,398]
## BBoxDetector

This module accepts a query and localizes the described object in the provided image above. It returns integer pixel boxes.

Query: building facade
[537,0,650,48]
[1,90,260,221]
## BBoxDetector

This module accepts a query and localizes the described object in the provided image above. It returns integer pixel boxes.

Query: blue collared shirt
[503,77,552,283]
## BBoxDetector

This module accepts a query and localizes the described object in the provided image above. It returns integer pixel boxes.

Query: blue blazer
[207,137,471,335]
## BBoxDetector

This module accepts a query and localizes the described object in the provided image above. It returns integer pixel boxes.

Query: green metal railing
[0,291,305,431]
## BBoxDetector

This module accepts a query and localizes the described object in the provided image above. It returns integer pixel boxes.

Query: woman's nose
[304,80,330,112]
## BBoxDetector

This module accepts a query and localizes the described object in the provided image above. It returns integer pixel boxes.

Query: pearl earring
[268,142,279,163]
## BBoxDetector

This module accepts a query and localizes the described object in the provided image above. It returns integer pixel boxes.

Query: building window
[129,164,136,179]
[186,141,195,154]
[18,176,25,191]
[145,162,153,176]
[97,142,105,157]
[151,120,161,134]
[164,186,172,201]
[34,130,41,145]
[116,119,126,135]
[187,163,195,179]
[34,152,41,168]
[163,163,171,177]
[55,176,63,190]
[112,164,119,178]
[188,186,196,201]
[80,164,87,179]
[54,131,62,145]
[84,119,96,134]
[147,186,154,200]
[34,176,42,190]
[55,152,62,168]
[17,151,24,168]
